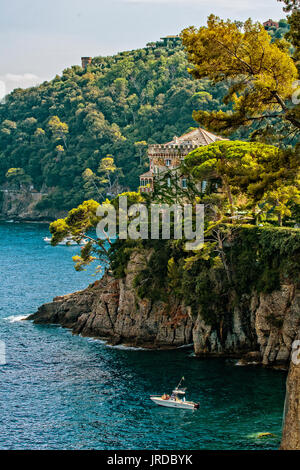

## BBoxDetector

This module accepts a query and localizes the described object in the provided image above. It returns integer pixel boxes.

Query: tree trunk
[216,230,231,284]
[222,177,235,222]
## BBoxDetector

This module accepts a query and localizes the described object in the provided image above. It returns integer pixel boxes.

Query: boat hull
[150,396,198,410]
[43,237,87,246]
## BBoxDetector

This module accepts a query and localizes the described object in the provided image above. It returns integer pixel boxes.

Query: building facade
[263,19,279,29]
[81,57,92,68]
[139,127,226,193]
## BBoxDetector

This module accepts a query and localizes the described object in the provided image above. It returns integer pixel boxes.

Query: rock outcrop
[29,251,300,366]
[281,335,300,450]
[28,253,194,349]
[193,285,300,367]
[28,250,300,449]
[0,189,65,221]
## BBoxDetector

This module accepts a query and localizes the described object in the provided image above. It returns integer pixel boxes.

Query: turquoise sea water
[0,222,286,450]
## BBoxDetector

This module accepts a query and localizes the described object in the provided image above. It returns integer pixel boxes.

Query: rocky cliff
[0,189,65,221]
[28,251,300,367]
[28,253,194,348]
[193,284,300,367]
[28,250,300,449]
[281,334,300,450]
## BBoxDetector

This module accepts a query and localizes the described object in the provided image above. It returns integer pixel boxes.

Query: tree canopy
[181,14,300,138]
[184,140,300,225]
[0,24,294,212]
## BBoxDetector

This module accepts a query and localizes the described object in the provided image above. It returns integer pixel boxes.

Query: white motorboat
[43,236,88,246]
[150,377,199,410]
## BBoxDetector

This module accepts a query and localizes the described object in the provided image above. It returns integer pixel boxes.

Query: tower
[81,57,92,69]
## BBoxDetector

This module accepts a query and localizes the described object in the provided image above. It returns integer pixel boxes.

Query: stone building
[263,19,279,29]
[139,127,226,193]
[81,57,92,68]
[147,35,182,50]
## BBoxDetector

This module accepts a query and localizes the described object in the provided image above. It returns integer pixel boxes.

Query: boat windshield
[172,388,186,395]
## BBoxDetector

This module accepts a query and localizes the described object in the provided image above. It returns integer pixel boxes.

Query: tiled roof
[140,171,154,178]
[165,127,226,147]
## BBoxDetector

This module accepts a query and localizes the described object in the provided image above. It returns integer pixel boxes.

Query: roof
[140,171,154,178]
[263,19,278,26]
[160,35,180,39]
[165,127,227,147]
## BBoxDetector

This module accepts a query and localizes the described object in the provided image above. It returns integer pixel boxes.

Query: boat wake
[106,343,147,351]
[84,337,146,351]
[3,315,29,323]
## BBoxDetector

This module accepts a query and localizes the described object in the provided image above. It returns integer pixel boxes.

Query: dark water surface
[0,222,286,449]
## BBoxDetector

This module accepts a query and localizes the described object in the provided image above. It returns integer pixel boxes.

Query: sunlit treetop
[181,15,300,135]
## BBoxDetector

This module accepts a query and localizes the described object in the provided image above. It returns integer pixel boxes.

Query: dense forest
[0,21,291,211]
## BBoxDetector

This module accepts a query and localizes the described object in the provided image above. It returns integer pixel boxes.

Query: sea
[0,222,286,450]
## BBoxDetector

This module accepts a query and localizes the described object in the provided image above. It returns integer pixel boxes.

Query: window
[201,180,207,193]
[167,177,171,187]
[181,178,187,189]
[165,159,171,167]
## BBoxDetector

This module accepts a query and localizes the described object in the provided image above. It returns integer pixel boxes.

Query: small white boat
[150,377,199,410]
[43,236,88,246]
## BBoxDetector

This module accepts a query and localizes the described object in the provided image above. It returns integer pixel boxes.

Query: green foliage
[184,140,300,225]
[5,167,32,187]
[133,240,172,302]
[126,225,300,325]
[1,25,297,210]
[181,14,300,137]
[110,238,141,279]
[0,41,236,210]
[49,199,100,244]
[278,0,300,63]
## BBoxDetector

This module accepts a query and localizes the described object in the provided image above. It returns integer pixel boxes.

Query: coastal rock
[192,295,257,357]
[192,286,300,367]
[281,334,300,450]
[0,189,65,221]
[28,253,193,349]
[256,285,300,366]
[29,252,300,364]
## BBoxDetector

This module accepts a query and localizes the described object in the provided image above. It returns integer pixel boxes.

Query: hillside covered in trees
[0,23,291,211]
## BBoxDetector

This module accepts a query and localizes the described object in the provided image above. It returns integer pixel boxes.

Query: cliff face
[281,335,300,450]
[29,251,300,366]
[193,284,300,367]
[0,190,65,221]
[28,253,194,348]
